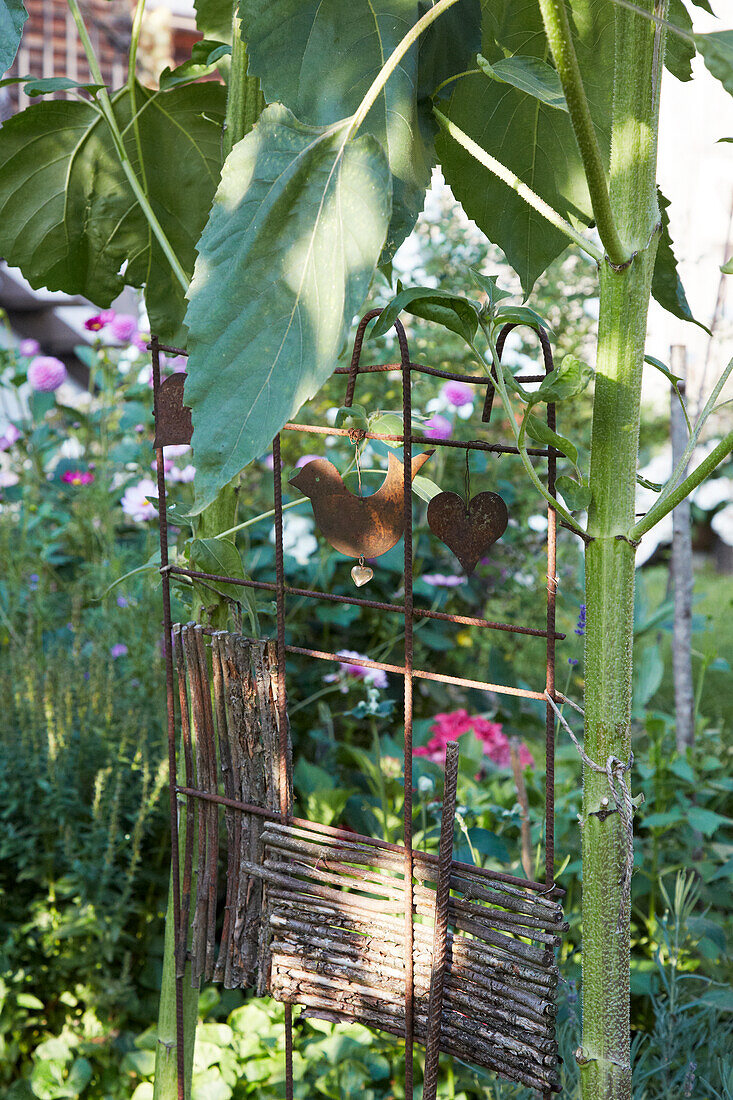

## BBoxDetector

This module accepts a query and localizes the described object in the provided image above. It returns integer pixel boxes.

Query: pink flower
[441,380,474,407]
[0,424,21,451]
[61,469,94,486]
[28,356,67,392]
[109,314,137,343]
[166,355,188,373]
[414,709,533,769]
[84,310,115,332]
[121,477,158,522]
[169,464,195,483]
[324,649,389,690]
[422,573,465,587]
[19,338,40,357]
[295,454,322,468]
[110,643,128,659]
[423,414,452,440]
[134,331,150,352]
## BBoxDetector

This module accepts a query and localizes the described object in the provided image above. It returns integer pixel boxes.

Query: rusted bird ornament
[289,451,434,563]
[427,490,508,574]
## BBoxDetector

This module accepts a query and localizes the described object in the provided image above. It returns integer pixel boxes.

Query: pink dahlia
[414,709,533,769]
[109,314,137,343]
[28,356,67,392]
[441,380,474,407]
[423,414,452,440]
[19,338,40,357]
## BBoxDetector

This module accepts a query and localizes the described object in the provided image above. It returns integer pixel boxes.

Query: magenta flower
[422,573,465,587]
[441,380,474,407]
[414,709,534,769]
[19,338,40,357]
[324,649,389,690]
[121,477,158,522]
[0,424,21,451]
[84,310,115,332]
[134,331,150,352]
[109,314,137,343]
[28,356,67,392]
[423,414,452,440]
[61,469,94,486]
[110,643,128,659]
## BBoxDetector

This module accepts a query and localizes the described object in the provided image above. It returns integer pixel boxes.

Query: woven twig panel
[260,822,564,1093]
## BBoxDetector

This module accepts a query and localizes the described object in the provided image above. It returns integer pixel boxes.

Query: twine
[545,693,634,933]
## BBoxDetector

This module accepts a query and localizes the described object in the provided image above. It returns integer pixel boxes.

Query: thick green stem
[223,18,265,159]
[580,2,667,1098]
[537,0,628,265]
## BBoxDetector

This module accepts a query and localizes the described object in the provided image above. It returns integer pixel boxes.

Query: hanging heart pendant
[351,561,374,587]
[427,491,509,574]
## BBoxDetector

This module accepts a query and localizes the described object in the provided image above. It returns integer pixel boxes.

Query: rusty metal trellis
[152,310,566,1100]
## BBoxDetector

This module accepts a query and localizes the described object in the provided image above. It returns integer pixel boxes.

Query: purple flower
[28,356,67,392]
[109,314,137,343]
[423,414,452,441]
[29,573,39,591]
[324,649,389,690]
[19,338,40,357]
[441,380,474,408]
[84,310,115,332]
[574,604,586,636]
[422,573,465,587]
[295,454,322,468]
[568,657,579,667]
[0,424,21,451]
[110,643,128,659]
[116,595,129,608]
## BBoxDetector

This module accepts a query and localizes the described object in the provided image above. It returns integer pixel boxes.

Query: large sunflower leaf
[697,30,733,96]
[238,0,434,258]
[437,0,614,294]
[651,189,710,332]
[0,83,225,342]
[1,0,27,75]
[184,104,392,513]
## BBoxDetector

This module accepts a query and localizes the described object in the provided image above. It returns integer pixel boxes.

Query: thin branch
[630,431,733,540]
[537,0,629,267]
[434,110,603,264]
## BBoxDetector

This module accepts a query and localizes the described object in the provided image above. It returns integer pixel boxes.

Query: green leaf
[159,41,230,89]
[633,644,664,710]
[644,353,691,431]
[534,354,593,403]
[370,285,479,342]
[0,0,27,74]
[696,30,733,96]
[412,474,442,502]
[0,83,226,342]
[470,268,511,303]
[334,405,369,430]
[722,254,733,274]
[194,0,234,42]
[665,0,695,82]
[185,104,391,512]
[556,475,591,512]
[24,77,105,96]
[642,810,686,829]
[16,992,44,1009]
[439,0,613,293]
[369,412,404,446]
[687,806,732,837]
[494,303,552,333]
[189,538,258,633]
[417,0,481,98]
[477,53,568,111]
[238,0,432,258]
[652,190,711,332]
[525,415,578,464]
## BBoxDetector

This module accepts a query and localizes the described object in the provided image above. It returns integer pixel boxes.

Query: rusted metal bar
[423,741,459,1100]
[151,335,186,1100]
[166,567,564,640]
[172,626,195,978]
[283,420,553,457]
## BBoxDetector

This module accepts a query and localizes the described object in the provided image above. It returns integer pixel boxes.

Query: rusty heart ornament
[427,491,509,574]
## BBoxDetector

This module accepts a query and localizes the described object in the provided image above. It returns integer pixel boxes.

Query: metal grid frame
[152,309,564,1100]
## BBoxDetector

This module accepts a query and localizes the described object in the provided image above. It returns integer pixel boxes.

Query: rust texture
[152,372,193,448]
[427,490,509,574]
[153,315,563,1100]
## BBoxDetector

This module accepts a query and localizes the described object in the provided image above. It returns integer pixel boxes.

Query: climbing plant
[1,2,732,1100]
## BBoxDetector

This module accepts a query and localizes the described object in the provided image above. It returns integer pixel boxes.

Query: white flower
[528,514,548,533]
[271,512,318,565]
[169,465,195,483]
[711,503,733,547]
[693,477,731,513]
[121,477,158,521]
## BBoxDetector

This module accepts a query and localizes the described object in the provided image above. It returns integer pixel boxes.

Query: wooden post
[670,345,694,753]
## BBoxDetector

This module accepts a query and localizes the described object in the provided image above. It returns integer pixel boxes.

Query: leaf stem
[434,110,604,264]
[213,497,306,541]
[347,0,460,138]
[67,0,189,291]
[631,431,733,540]
[536,0,629,266]
[127,0,149,208]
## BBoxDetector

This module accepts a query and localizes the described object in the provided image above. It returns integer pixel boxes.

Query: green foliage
[184,104,392,513]
[696,30,733,97]
[437,0,613,293]
[476,53,569,112]
[652,191,710,333]
[0,84,226,341]
[0,0,27,74]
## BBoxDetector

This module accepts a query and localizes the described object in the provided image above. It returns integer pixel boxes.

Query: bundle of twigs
[262,822,564,1092]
